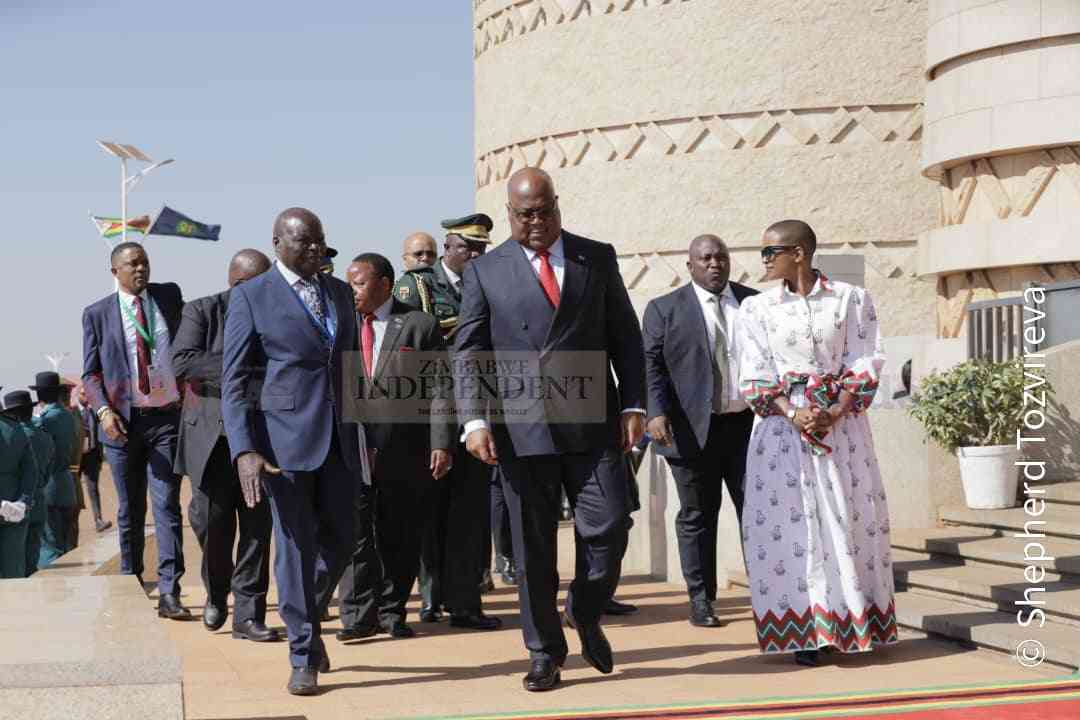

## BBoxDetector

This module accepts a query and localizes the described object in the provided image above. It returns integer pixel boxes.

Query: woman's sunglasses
[761,245,797,261]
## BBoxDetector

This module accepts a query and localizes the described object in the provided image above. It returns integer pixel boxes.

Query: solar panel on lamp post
[96,141,175,246]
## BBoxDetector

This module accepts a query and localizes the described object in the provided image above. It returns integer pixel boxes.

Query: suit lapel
[543,234,588,349]
[374,305,408,380]
[325,279,351,355]
[106,295,131,374]
[680,283,712,359]
[270,267,326,349]
[502,241,551,350]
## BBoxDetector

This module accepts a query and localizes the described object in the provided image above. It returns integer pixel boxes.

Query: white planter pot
[956,445,1021,509]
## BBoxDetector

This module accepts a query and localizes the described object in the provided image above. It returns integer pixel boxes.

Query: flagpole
[121,157,128,245]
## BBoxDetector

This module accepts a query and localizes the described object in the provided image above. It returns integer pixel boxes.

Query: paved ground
[79,467,1062,720]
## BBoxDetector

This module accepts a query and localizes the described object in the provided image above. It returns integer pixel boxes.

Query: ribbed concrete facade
[473,0,938,337]
[921,0,1080,338]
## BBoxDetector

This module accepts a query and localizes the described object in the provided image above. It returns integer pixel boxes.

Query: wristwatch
[786,407,797,421]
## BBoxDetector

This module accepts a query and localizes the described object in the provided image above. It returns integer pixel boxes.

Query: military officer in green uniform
[0,391,40,578]
[4,390,56,576]
[29,372,80,569]
[396,214,501,630]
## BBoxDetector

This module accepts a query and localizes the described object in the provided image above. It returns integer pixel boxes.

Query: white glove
[0,501,15,523]
[7,501,26,524]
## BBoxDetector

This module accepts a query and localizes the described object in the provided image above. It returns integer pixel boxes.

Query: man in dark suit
[454,168,646,691]
[76,385,111,533]
[81,242,190,619]
[335,253,458,640]
[172,249,279,643]
[642,234,757,628]
[222,208,363,696]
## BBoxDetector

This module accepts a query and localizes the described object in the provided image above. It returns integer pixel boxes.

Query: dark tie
[536,250,560,308]
[133,296,151,395]
[361,313,375,378]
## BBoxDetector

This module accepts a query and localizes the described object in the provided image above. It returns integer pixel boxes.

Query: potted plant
[909,358,1049,510]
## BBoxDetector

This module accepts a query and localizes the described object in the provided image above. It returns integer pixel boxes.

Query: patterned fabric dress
[735,273,897,655]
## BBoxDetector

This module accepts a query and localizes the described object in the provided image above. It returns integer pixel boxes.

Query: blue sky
[0,2,475,391]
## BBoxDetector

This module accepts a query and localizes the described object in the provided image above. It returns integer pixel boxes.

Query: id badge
[147,365,167,393]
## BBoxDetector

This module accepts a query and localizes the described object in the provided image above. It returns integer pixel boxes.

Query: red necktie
[133,296,151,395]
[536,250,560,308]
[361,313,375,378]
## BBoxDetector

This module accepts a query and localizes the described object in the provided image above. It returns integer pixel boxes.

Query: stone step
[729,571,1079,668]
[890,527,1080,577]
[1041,481,1080,505]
[893,588,1080,670]
[891,548,1080,625]
[940,505,1080,541]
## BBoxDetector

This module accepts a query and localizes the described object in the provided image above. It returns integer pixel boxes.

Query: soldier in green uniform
[5,390,56,577]
[396,214,502,629]
[29,372,80,569]
[0,391,40,579]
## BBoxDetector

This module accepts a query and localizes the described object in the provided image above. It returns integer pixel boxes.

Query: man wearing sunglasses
[642,234,757,629]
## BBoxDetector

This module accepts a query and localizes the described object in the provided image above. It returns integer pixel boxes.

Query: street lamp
[96,141,175,245]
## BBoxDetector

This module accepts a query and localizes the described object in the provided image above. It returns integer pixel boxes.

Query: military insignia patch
[398,286,411,300]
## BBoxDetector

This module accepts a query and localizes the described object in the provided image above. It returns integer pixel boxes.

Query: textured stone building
[921,0,1080,338]
[473,0,938,337]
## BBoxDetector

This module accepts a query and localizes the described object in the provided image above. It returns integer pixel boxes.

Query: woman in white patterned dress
[735,220,896,667]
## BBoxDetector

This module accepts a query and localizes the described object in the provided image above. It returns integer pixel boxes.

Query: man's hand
[236,452,280,508]
[620,412,645,453]
[465,428,499,465]
[100,409,127,444]
[646,415,673,447]
[430,449,453,480]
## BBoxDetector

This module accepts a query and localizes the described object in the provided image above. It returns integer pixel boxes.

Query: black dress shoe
[203,602,227,631]
[287,667,318,696]
[522,658,561,692]
[232,619,281,642]
[604,599,638,616]
[794,649,820,667]
[419,604,443,623]
[479,569,496,593]
[564,610,613,674]
[690,602,725,628]
[158,594,193,621]
[381,620,416,638]
[336,624,379,642]
[450,611,503,630]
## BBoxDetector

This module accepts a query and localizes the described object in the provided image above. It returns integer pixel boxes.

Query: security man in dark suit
[81,242,189,620]
[336,253,458,639]
[454,169,646,691]
[172,249,279,643]
[642,234,757,628]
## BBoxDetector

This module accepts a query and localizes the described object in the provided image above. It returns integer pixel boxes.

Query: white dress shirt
[691,281,747,414]
[441,259,462,291]
[117,288,180,408]
[364,295,395,364]
[276,260,337,338]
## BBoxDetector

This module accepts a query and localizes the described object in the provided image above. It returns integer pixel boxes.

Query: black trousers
[666,410,752,604]
[490,466,513,562]
[376,453,434,623]
[188,440,273,624]
[80,447,104,523]
[336,482,383,630]
[500,447,630,665]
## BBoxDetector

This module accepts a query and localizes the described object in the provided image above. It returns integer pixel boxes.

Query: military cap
[441,213,493,243]
[320,246,339,274]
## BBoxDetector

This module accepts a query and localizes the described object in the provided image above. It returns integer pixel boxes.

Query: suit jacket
[172,289,238,486]
[345,299,455,459]
[221,267,362,472]
[81,282,184,444]
[453,231,646,458]
[642,281,758,459]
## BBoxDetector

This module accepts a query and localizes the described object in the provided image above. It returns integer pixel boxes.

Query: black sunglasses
[761,245,798,261]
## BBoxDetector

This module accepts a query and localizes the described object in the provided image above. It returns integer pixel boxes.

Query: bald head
[764,219,816,256]
[506,168,561,249]
[402,232,437,270]
[228,249,271,287]
[272,207,326,279]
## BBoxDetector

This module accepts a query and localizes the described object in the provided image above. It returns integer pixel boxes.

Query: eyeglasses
[761,245,797,261]
[508,202,557,222]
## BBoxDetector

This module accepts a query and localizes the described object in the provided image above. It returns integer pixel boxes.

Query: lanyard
[119,293,157,351]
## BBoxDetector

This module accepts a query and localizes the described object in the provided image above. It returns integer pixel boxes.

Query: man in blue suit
[81,242,189,620]
[222,207,363,696]
[454,168,646,691]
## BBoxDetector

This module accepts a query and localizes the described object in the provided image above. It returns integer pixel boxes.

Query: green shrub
[908,358,1051,452]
